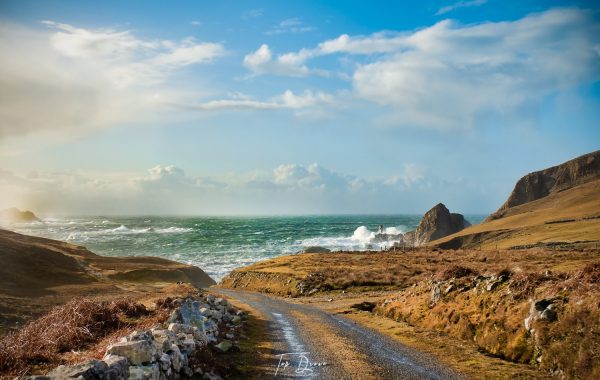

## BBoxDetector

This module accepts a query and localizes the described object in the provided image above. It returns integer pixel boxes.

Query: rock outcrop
[404,203,470,246]
[34,295,246,380]
[301,246,331,254]
[0,208,39,223]
[487,150,600,221]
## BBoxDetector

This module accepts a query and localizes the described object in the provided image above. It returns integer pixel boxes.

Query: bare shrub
[0,297,149,375]
[436,265,478,281]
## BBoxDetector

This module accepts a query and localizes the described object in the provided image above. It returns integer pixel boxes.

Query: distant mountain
[431,151,600,250]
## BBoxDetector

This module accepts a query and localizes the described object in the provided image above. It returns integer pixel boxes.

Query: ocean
[6,215,485,281]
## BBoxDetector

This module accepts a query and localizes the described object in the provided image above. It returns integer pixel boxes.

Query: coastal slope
[488,150,600,221]
[0,228,215,333]
[432,151,600,249]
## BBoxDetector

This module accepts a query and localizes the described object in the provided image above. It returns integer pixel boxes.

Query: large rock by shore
[404,203,470,246]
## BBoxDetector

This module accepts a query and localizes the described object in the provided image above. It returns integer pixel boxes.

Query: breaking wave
[294,225,405,251]
[65,225,194,241]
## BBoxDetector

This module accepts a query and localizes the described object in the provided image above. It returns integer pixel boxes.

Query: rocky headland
[432,150,600,250]
[0,207,40,223]
[403,203,470,246]
[487,150,600,221]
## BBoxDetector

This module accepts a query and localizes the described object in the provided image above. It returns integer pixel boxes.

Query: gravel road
[215,289,465,380]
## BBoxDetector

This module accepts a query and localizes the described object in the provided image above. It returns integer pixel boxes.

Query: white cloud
[243,43,272,67]
[384,164,426,188]
[353,9,600,129]
[41,20,157,59]
[0,162,451,215]
[241,9,264,20]
[436,0,487,16]
[185,90,335,111]
[317,32,407,54]
[246,8,600,129]
[265,18,316,35]
[243,44,316,76]
[0,21,226,138]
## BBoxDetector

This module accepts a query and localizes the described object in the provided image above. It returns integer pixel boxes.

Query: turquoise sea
[6,215,485,281]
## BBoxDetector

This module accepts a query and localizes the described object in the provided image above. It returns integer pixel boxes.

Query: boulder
[178,334,196,353]
[158,353,172,372]
[215,340,233,353]
[168,345,185,372]
[525,299,558,331]
[151,328,179,351]
[103,354,130,379]
[106,340,155,365]
[301,246,331,254]
[128,330,153,342]
[168,322,194,334]
[350,301,376,312]
[128,364,160,380]
[46,360,108,379]
[178,299,205,327]
[405,203,470,246]
[430,283,442,307]
[232,315,242,324]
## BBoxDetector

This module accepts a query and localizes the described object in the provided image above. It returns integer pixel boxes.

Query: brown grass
[435,265,478,281]
[221,248,600,378]
[378,264,600,378]
[536,307,600,379]
[0,297,159,376]
[431,179,600,250]
[220,248,600,297]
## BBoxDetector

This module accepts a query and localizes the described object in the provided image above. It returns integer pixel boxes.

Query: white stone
[106,340,155,365]
[128,364,160,380]
[179,334,196,353]
[103,354,129,379]
[158,353,171,371]
[169,345,184,372]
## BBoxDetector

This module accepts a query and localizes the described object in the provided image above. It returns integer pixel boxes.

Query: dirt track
[214,289,463,380]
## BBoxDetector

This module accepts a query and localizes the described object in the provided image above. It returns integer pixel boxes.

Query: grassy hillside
[0,229,215,334]
[431,179,600,249]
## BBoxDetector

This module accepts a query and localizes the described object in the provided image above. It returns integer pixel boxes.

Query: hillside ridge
[487,150,600,221]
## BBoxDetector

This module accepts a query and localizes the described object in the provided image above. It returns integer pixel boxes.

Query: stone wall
[29,294,245,380]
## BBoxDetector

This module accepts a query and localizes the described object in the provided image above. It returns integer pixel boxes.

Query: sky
[0,0,598,216]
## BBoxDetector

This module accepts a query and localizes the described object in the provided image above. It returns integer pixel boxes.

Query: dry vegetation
[220,248,600,378]
[221,248,600,296]
[431,179,600,250]
[0,228,215,334]
[378,262,600,378]
[0,296,178,377]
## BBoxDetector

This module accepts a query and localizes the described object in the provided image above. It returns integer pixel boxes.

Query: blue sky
[0,0,598,215]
